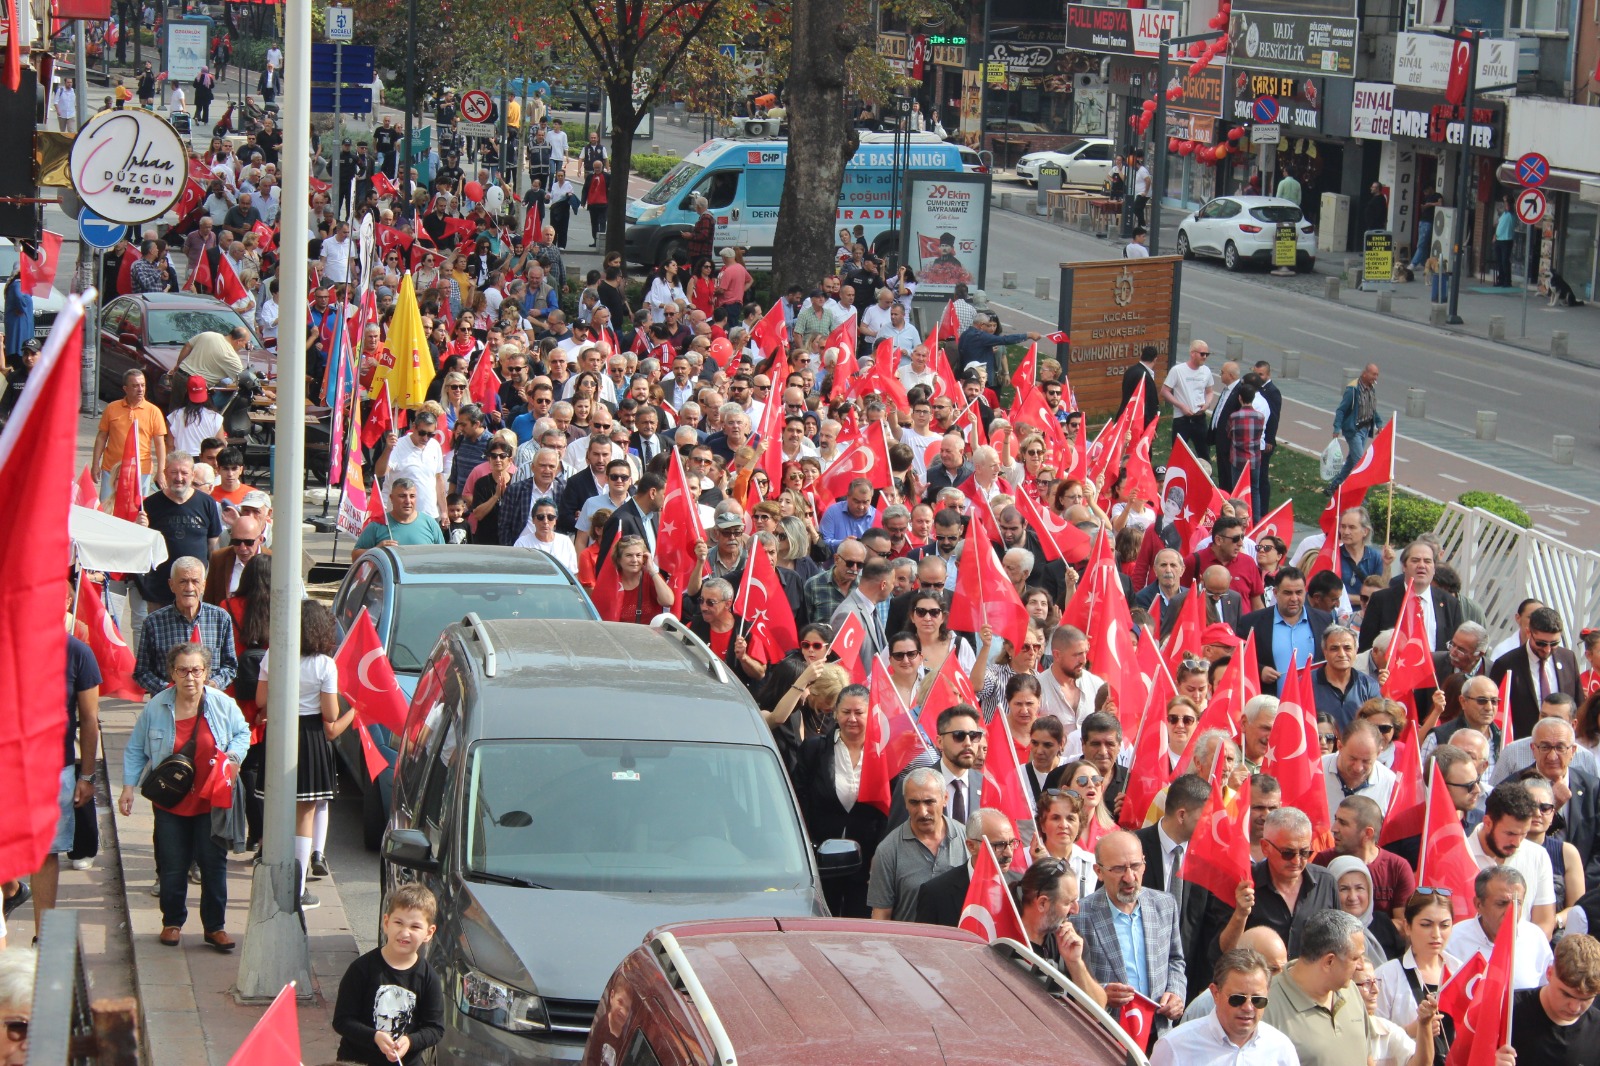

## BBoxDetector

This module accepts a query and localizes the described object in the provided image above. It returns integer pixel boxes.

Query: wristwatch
[77,772,95,782]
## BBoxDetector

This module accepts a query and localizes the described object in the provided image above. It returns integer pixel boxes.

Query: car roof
[111,292,242,310]
[1215,195,1301,207]
[459,618,772,743]
[383,544,579,585]
[652,920,1133,1065]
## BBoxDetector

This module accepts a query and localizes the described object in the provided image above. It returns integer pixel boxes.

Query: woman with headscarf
[1329,854,1402,966]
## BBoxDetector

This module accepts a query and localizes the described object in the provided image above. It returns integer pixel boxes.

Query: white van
[624,132,969,267]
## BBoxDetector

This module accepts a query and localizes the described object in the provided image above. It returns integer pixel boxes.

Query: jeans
[1329,428,1372,492]
[1495,239,1514,286]
[153,807,228,932]
[1410,220,1432,269]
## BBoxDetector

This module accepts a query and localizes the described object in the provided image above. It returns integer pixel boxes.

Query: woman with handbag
[118,643,251,951]
[255,602,355,910]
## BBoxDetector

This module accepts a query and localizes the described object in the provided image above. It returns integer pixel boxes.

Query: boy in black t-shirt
[333,883,444,1065]
[1507,934,1600,1066]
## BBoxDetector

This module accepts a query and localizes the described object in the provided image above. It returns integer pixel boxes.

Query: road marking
[1294,420,1321,430]
[1183,294,1230,309]
[1536,524,1571,538]
[1432,370,1522,396]
[1438,473,1467,484]
[1395,455,1410,463]
[1291,327,1358,349]
[1546,512,1581,526]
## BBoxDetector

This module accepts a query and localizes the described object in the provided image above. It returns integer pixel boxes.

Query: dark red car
[98,292,276,406]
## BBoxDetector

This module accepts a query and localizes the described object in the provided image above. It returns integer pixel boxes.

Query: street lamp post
[402,0,416,202]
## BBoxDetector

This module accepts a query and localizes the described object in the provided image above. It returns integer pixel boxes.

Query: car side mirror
[816,838,861,878]
[119,332,139,347]
[383,827,438,872]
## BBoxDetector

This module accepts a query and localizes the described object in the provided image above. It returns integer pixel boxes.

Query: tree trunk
[605,83,637,261]
[771,0,862,296]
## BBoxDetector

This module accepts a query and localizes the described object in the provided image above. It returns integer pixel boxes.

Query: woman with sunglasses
[1357,698,1406,767]
[1163,693,1202,776]
[516,500,579,573]
[0,948,34,1060]
[375,251,403,291]
[1048,478,1112,529]
[1328,854,1401,967]
[686,256,717,318]
[1374,890,1457,1064]
[884,632,924,711]
[977,622,1045,717]
[468,442,517,545]
[1354,954,1434,1066]
[755,625,835,765]
[775,516,823,582]
[436,372,472,432]
[792,682,886,917]
[1003,433,1051,504]
[1061,758,1118,851]
[1520,773,1585,917]
[907,591,987,695]
[1030,787,1098,902]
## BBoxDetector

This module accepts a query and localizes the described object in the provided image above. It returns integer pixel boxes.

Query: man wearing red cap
[1201,623,1241,662]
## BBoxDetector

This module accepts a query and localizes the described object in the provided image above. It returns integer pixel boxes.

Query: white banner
[338,488,370,539]
[1351,81,1394,140]
[1393,32,1517,94]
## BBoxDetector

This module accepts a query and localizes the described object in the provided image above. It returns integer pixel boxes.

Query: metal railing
[26,910,139,1066]
[1433,503,1600,637]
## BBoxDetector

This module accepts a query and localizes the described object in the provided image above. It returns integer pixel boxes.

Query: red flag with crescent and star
[1383,590,1439,710]
[1435,952,1485,1026]
[74,579,142,701]
[1262,653,1330,837]
[958,839,1029,944]
[816,417,892,504]
[733,538,798,662]
[829,613,868,684]
[948,511,1030,652]
[1118,991,1160,1053]
[1120,647,1176,828]
[1159,435,1225,554]
[749,299,788,358]
[1248,500,1295,547]
[825,315,861,401]
[1444,896,1514,1066]
[655,451,706,602]
[1418,760,1480,922]
[1180,760,1253,903]
[1380,719,1426,844]
[1339,417,1397,499]
[19,232,62,298]
[857,657,928,812]
[333,608,409,732]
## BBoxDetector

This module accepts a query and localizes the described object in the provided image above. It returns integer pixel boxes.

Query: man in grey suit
[1072,830,1187,1033]
[830,556,894,665]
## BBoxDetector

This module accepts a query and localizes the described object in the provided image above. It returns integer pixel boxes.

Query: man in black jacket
[557,434,612,535]
[1358,539,1463,653]
[914,808,1021,927]
[1120,345,1160,427]
[1133,773,1214,1001]
[1234,567,1332,692]
[1252,360,1283,510]
[1491,606,1583,739]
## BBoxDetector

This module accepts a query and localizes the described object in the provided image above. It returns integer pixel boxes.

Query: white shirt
[1466,826,1556,907]
[833,735,862,811]
[1135,166,1152,197]
[1446,916,1553,989]
[258,651,338,717]
[1037,667,1104,733]
[54,84,75,118]
[320,235,354,283]
[1163,362,1214,416]
[860,302,896,339]
[1369,1014,1416,1066]
[383,434,446,518]
[167,406,225,455]
[1149,1013,1299,1066]
[899,425,943,477]
[1374,950,1463,1030]
[1322,751,1397,816]
[1490,633,1521,662]
[516,528,578,572]
[545,128,569,160]
[1125,241,1151,258]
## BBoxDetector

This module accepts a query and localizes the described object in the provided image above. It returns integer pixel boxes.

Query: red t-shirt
[1184,546,1265,605]
[164,713,219,817]
[707,625,733,659]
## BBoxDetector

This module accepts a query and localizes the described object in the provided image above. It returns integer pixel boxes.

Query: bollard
[1177,321,1191,350]
[1281,350,1302,379]
[1553,331,1570,358]
[1035,276,1050,300]
[1225,335,1244,360]
[1488,315,1505,341]
[1376,291,1392,314]
[1406,387,1426,420]
[1429,305,1447,326]
[1342,367,1360,383]
[1554,435,1576,465]
[1476,411,1498,441]
[1325,277,1341,301]
[1002,271,1018,289]
[1000,192,1014,211]
[666,148,678,157]
[651,144,660,154]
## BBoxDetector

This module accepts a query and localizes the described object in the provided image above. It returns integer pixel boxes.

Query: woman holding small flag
[792,682,884,918]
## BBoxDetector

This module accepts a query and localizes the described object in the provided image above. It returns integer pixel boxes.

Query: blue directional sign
[77,208,127,251]
[718,43,737,59]
[1253,95,1280,124]
[310,42,376,84]
[310,86,373,115]
[1515,152,1548,188]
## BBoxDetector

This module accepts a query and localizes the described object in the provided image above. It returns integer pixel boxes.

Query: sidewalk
[991,186,1600,367]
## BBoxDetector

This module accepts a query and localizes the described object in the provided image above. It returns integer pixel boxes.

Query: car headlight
[457,968,547,1032]
[635,204,664,223]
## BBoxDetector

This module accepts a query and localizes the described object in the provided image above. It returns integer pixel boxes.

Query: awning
[69,505,169,574]
[1494,162,1597,196]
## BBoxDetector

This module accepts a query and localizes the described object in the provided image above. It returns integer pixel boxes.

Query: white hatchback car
[1176,195,1317,271]
[1016,138,1115,188]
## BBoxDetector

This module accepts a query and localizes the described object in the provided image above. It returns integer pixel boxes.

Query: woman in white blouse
[514,499,577,571]
[643,258,688,324]
[792,680,886,918]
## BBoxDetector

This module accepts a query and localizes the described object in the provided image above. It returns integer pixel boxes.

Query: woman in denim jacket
[118,642,250,951]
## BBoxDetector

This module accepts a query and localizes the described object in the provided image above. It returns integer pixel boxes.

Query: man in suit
[1072,830,1187,1033]
[888,704,984,829]
[1135,773,1214,1001]
[557,433,612,535]
[593,472,664,572]
[1206,361,1243,490]
[1521,717,1600,879]
[498,447,567,544]
[1134,548,1191,639]
[830,557,893,665]
[914,808,1021,926]
[1120,345,1160,427]
[1253,360,1283,510]
[1491,606,1582,739]
[1234,566,1331,694]
[202,515,268,604]
[1434,620,1491,684]
[626,406,673,465]
[1199,565,1245,629]
[1358,539,1462,653]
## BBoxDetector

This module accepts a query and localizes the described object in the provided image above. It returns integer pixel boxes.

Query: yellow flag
[372,272,434,408]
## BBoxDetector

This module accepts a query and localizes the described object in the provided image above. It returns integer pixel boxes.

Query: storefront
[1502,96,1600,301]
[979,26,1076,162]
[1388,88,1506,281]
[1222,66,1332,217]
[1161,64,1225,209]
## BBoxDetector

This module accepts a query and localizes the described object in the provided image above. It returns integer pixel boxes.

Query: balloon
[1209,12,1226,27]
[463,180,484,202]
[1227,126,1245,141]
[1178,140,1195,156]
[1167,85,1184,101]
[1189,61,1205,76]
[1142,98,1158,111]
[709,337,734,364]
[1168,137,1182,153]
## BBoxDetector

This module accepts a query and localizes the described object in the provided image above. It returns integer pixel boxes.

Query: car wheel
[363,781,386,852]
[1297,257,1316,273]
[1224,241,1242,271]
[1177,232,1194,260]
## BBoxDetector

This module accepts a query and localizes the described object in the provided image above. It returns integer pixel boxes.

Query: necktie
[1539,657,1551,702]
[950,779,966,825]
[1169,844,1186,909]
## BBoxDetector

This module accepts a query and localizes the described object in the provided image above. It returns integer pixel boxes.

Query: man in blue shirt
[1494,197,1516,286]
[955,313,1042,383]
[1235,567,1330,695]
[819,477,876,550]
[1073,830,1187,1033]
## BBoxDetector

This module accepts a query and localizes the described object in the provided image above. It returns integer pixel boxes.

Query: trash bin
[1037,163,1063,216]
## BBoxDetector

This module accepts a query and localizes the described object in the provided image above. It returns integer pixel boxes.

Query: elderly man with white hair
[1241,695,1280,774]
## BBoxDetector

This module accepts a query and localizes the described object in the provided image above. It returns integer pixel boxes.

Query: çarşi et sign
[1223,67,1323,132]
[1389,88,1504,154]
[68,109,188,226]
[1065,4,1180,58]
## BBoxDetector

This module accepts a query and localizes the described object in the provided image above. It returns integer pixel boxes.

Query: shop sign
[1065,5,1181,58]
[1227,10,1358,77]
[1165,64,1225,117]
[1351,81,1393,139]
[1224,66,1323,131]
[1390,88,1504,154]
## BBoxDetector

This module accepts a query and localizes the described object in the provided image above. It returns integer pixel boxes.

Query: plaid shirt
[802,569,855,626]
[1229,406,1267,469]
[135,602,238,695]
[130,258,167,294]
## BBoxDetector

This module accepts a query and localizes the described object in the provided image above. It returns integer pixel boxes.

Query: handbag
[139,704,203,807]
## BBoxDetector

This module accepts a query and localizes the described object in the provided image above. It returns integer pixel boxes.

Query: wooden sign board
[1055,255,1182,417]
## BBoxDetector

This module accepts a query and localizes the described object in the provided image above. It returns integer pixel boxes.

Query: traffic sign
[1515,187,1547,225]
[1515,151,1549,188]
[1253,95,1280,124]
[460,89,493,124]
[310,42,374,83]
[457,121,496,137]
[326,6,354,41]
[1253,123,1281,145]
[77,208,126,251]
[718,43,737,59]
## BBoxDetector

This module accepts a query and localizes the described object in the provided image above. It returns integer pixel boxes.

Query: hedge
[1458,491,1532,529]
[1364,490,1445,546]
[632,154,680,181]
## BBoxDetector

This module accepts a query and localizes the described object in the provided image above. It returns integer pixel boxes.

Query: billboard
[901,170,991,296]
[1351,81,1394,140]
[1392,32,1517,95]
[1065,5,1180,58]
[1227,10,1358,77]
[165,22,208,83]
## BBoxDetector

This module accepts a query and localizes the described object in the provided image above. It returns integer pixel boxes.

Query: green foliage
[1365,490,1445,546]
[631,154,679,181]
[1457,491,1532,529]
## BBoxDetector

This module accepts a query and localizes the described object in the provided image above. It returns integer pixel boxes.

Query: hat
[20,339,40,354]
[717,247,736,259]
[714,511,744,531]
[341,138,352,145]
[239,489,273,511]
[1200,623,1241,648]
[186,374,209,402]
[961,367,985,385]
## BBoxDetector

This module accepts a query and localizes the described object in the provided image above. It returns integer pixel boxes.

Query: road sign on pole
[326,6,354,41]
[1253,96,1280,124]
[718,43,737,59]
[1515,187,1547,225]
[1514,151,1548,188]
[460,89,493,124]
[77,208,126,251]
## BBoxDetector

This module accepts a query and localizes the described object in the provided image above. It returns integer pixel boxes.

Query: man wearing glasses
[1493,693,1599,787]
[202,515,268,604]
[575,459,634,551]
[1492,605,1583,739]
[1508,717,1600,880]
[376,412,449,524]
[1320,720,1396,819]
[1422,674,1505,775]
[1153,947,1297,1065]
[829,557,894,665]
[1212,806,1336,961]
[1073,830,1187,1036]
[914,808,1021,927]
[804,539,866,626]
[888,704,984,831]
[1183,515,1265,611]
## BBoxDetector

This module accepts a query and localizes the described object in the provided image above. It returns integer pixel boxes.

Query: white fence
[1433,503,1600,638]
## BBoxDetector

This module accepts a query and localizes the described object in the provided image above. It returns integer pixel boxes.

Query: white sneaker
[69,858,93,871]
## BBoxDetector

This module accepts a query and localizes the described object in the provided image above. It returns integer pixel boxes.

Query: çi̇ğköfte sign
[69,110,189,225]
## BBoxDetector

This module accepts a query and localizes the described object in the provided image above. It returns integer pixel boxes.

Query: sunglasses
[1167,714,1198,726]
[913,606,943,618]
[1226,994,1271,1010]
[799,641,827,651]
[941,729,984,743]
[890,650,921,662]
[488,452,512,461]
[232,537,259,548]
[1072,773,1104,787]
[840,559,864,570]
[1413,886,1454,898]
[533,513,557,521]
[1531,638,1563,649]
[608,473,631,482]
[414,429,435,439]
[3,1019,27,1043]
[1266,842,1314,861]
[1536,802,1558,814]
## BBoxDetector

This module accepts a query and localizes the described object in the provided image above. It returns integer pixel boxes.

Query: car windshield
[0,245,18,278]
[147,309,261,347]
[1251,205,1303,223]
[389,583,592,671]
[640,161,704,206]
[463,739,813,893]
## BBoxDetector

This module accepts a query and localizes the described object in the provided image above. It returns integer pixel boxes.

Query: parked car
[381,615,859,1064]
[582,919,1146,1066]
[331,544,597,849]
[97,292,275,405]
[952,142,989,173]
[1016,137,1116,187]
[1176,194,1317,271]
[0,237,66,342]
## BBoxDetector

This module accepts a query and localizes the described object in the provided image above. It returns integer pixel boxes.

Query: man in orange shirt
[90,368,168,502]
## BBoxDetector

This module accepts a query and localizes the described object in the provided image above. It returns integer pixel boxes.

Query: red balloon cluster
[1208,1,1233,30]
[1167,139,1238,165]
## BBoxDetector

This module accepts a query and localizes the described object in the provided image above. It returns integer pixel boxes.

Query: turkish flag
[939,299,961,341]
[982,706,1035,822]
[733,540,798,662]
[1446,35,1472,105]
[75,578,142,701]
[1078,537,1141,714]
[1060,528,1119,638]
[1262,654,1330,836]
[825,316,861,401]
[749,300,789,358]
[1340,418,1397,499]
[1086,411,1131,501]
[366,477,387,528]
[224,981,300,1066]
[175,179,205,220]
[958,839,1030,944]
[816,418,892,504]
[20,232,63,298]
[1383,591,1439,703]
[1231,460,1251,505]
[1161,581,1207,676]
[521,197,544,248]
[1013,485,1091,566]
[372,170,400,199]
[1445,902,1514,1066]
[360,381,394,449]
[755,347,792,486]
[1380,719,1426,844]
[189,249,213,294]
[0,299,83,887]
[212,251,250,306]
[925,321,963,406]
[333,608,410,732]
[1418,761,1480,921]
[1197,631,1257,743]
[1496,670,1515,744]
[1045,330,1071,345]
[467,346,502,410]
[73,464,99,510]
[112,422,145,522]
[858,657,929,813]
[828,613,869,684]
[251,220,276,254]
[442,217,478,243]
[1248,500,1295,547]
[1182,762,1252,903]
[957,472,1005,544]
[1306,487,1345,585]
[352,714,388,781]
[1160,435,1225,553]
[1436,952,1487,1025]
[862,338,911,412]
[918,642,979,739]
[191,620,203,645]
[1118,991,1160,1053]
[1010,342,1038,392]
[1123,411,1161,504]
[1120,649,1176,828]
[948,512,1030,652]
[655,452,705,601]
[374,223,412,258]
